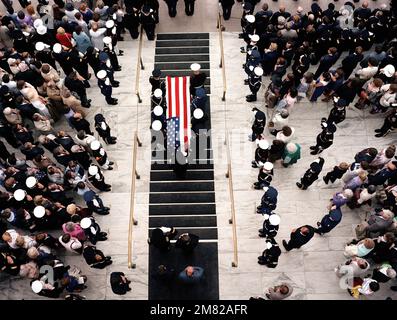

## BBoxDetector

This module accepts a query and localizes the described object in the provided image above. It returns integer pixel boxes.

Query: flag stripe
[166,76,172,119]
[182,76,188,144]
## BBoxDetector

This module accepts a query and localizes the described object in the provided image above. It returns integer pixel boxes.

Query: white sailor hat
[33,19,43,29]
[36,25,47,35]
[249,34,260,42]
[190,63,201,72]
[383,65,395,78]
[52,43,62,54]
[33,206,46,218]
[31,280,43,294]
[254,66,264,76]
[154,88,163,98]
[26,176,37,188]
[88,165,99,176]
[258,140,269,150]
[269,214,281,226]
[193,108,204,120]
[263,162,273,171]
[153,105,163,116]
[35,41,45,51]
[105,20,115,28]
[80,217,92,229]
[245,15,255,23]
[152,120,162,131]
[13,189,26,202]
[103,36,112,45]
[90,140,101,151]
[266,241,273,249]
[96,69,107,79]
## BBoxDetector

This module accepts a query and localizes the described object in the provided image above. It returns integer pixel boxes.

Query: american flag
[166,76,191,151]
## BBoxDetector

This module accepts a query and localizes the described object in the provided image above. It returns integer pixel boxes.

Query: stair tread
[149,215,217,228]
[148,227,218,240]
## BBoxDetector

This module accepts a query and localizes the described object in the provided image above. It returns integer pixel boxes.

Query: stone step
[149,215,217,228]
[150,170,214,181]
[156,39,209,47]
[157,33,209,40]
[156,47,210,55]
[149,227,218,240]
[149,192,215,204]
[150,163,214,170]
[149,203,216,215]
[155,54,210,63]
[155,62,210,70]
[150,181,214,192]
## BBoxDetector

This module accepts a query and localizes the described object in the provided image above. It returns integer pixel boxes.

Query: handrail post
[225,131,238,268]
[128,131,140,268]
[135,26,144,104]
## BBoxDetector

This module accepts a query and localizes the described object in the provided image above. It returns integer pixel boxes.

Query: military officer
[296,157,325,190]
[246,66,263,102]
[310,122,337,155]
[259,214,280,239]
[96,69,118,105]
[190,63,207,96]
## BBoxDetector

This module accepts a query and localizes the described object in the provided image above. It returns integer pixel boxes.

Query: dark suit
[284,225,315,250]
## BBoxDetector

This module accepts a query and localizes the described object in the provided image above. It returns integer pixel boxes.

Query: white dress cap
[152,120,162,131]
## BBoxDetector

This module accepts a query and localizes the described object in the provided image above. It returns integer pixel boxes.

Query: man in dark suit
[341,46,364,79]
[184,0,195,15]
[282,225,315,251]
[219,0,235,21]
[314,47,339,80]
[164,0,178,17]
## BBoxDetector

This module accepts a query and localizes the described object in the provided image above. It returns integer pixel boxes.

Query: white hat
[88,165,99,176]
[297,6,304,13]
[245,15,255,23]
[33,206,46,218]
[52,43,62,54]
[36,25,47,35]
[153,105,163,116]
[263,162,273,171]
[80,217,92,229]
[152,120,162,131]
[193,108,204,120]
[266,241,273,249]
[33,19,43,29]
[90,140,101,151]
[13,189,26,202]
[258,140,269,150]
[26,176,37,188]
[105,20,115,28]
[103,36,112,45]
[249,34,260,42]
[190,63,201,72]
[341,9,350,16]
[254,67,264,76]
[31,280,43,293]
[3,107,11,115]
[96,70,107,79]
[383,65,395,78]
[35,41,45,51]
[154,88,163,98]
[269,214,281,226]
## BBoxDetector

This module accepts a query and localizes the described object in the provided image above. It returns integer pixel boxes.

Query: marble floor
[1,0,396,300]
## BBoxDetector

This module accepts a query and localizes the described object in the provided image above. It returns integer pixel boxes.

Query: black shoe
[115,66,122,71]
[375,133,386,138]
[107,99,118,105]
[109,161,114,166]
[112,82,120,88]
[390,286,397,291]
[296,182,302,189]
[317,221,321,227]
[323,176,329,184]
[244,79,249,85]
[282,240,291,251]
[107,167,113,170]
[309,146,316,150]
[310,150,318,155]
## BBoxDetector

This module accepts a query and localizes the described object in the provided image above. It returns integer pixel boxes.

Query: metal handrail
[217,12,227,102]
[135,26,145,104]
[225,130,238,268]
[127,131,142,269]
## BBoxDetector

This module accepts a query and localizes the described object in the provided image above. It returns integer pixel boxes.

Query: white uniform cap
[80,217,92,229]
[269,214,281,226]
[88,165,99,176]
[97,70,107,79]
[153,105,163,116]
[341,9,350,16]
[249,34,260,42]
[26,176,38,188]
[297,6,304,13]
[90,140,101,151]
[31,280,43,293]
[152,120,162,131]
[33,19,43,29]
[258,140,269,150]
[254,67,264,76]
[190,63,201,72]
[105,20,115,28]
[35,41,45,51]
[14,189,26,201]
[263,162,273,171]
[33,206,46,218]
[193,108,204,119]
[103,36,112,45]
[245,15,255,23]
[52,43,62,54]
[36,25,47,35]
[383,65,395,77]
[266,241,273,249]
[154,88,163,98]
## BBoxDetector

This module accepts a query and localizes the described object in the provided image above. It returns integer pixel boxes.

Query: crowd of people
[242,0,397,299]
[0,0,147,298]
